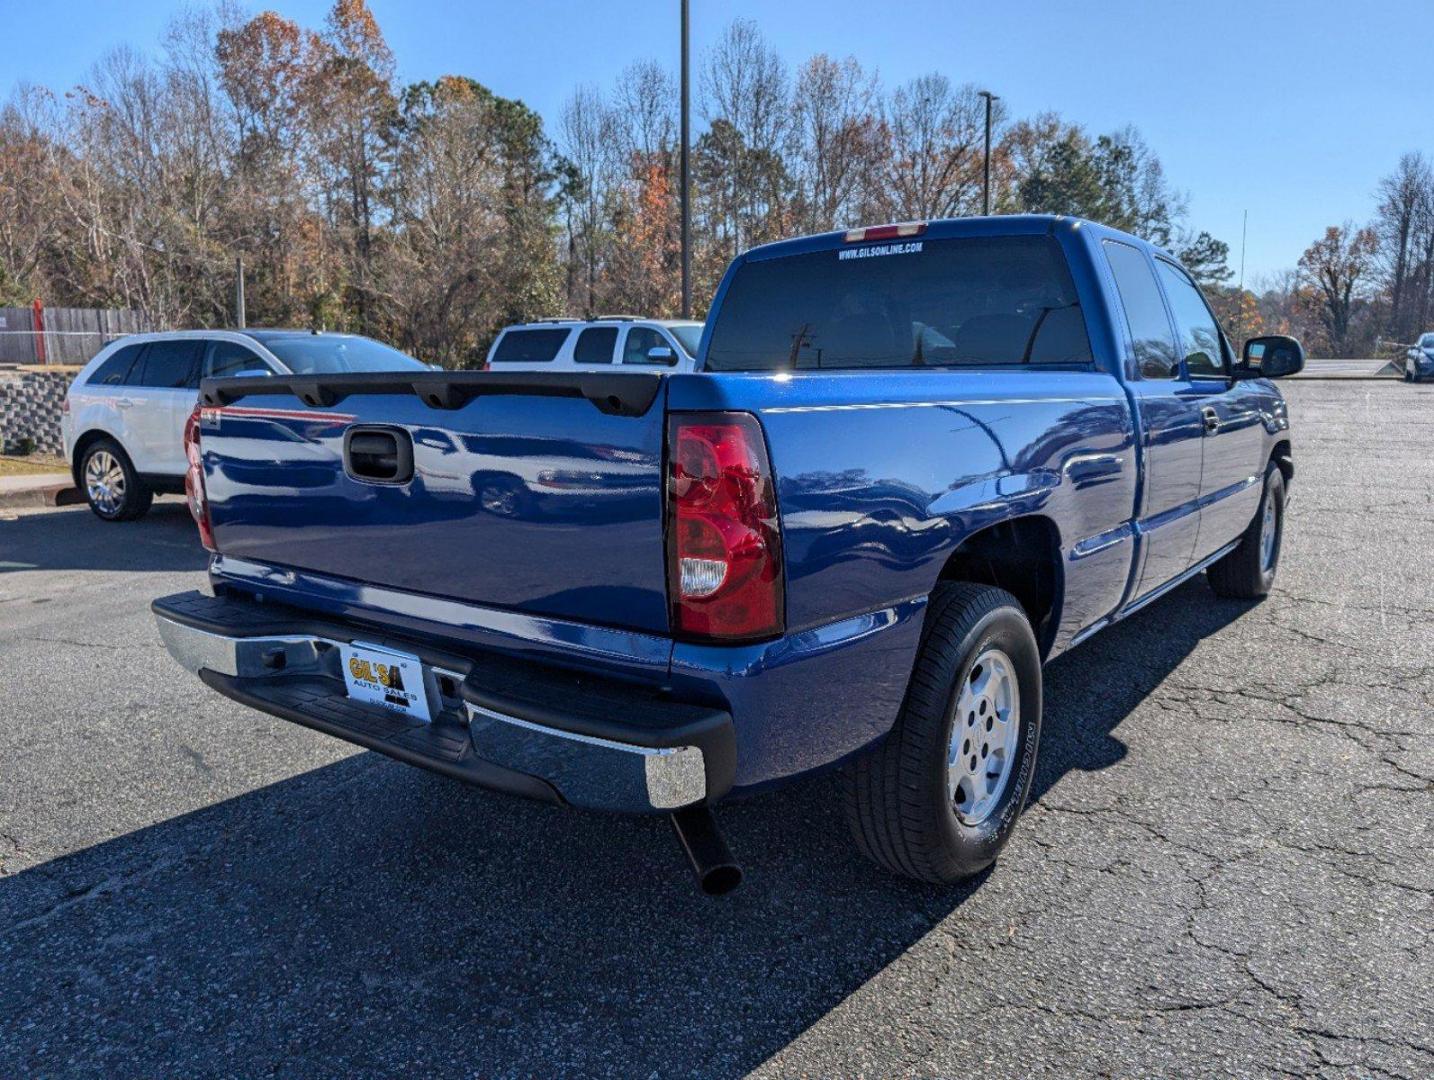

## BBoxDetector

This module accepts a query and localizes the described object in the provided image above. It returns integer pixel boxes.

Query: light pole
[235,256,246,329]
[680,0,691,319]
[978,90,998,216]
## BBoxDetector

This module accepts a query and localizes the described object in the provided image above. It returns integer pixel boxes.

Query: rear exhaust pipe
[670,806,743,896]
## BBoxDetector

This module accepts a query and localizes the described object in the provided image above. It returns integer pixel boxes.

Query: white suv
[485,317,704,373]
[62,329,426,521]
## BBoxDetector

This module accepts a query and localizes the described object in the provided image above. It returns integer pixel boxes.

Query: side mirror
[1240,335,1304,379]
[646,345,677,365]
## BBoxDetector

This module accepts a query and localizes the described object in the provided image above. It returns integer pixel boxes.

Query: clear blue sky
[4,0,1430,282]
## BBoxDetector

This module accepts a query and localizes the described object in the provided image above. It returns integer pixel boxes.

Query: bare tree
[64,45,200,324]
[1298,223,1380,355]
[700,19,791,254]
[790,54,881,232]
[1373,152,1433,342]
[0,85,68,303]
[614,60,676,163]
[1410,189,1434,337]
[558,84,622,314]
[882,73,986,220]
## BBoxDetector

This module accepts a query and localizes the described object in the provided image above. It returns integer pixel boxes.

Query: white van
[485,317,704,373]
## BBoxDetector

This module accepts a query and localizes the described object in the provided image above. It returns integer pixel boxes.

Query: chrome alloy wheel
[1259,489,1278,573]
[947,647,1021,826]
[85,449,126,516]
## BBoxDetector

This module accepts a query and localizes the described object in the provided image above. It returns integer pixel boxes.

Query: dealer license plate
[340,642,431,723]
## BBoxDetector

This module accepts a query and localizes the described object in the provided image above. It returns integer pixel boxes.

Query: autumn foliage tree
[1297,224,1380,356]
[3,5,1281,361]
[214,11,323,325]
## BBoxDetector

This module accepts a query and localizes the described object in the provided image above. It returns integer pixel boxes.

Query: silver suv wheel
[85,449,126,516]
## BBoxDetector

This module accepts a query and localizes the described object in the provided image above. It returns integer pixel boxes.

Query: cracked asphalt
[0,380,1430,1078]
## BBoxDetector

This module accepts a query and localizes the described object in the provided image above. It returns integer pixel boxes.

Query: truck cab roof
[738,214,1175,264]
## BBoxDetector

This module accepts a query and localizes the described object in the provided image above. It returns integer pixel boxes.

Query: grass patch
[0,454,69,477]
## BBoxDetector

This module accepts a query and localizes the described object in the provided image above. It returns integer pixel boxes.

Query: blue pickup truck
[153,215,1302,893]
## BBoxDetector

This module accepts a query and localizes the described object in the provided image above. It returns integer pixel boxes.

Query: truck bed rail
[199,370,663,416]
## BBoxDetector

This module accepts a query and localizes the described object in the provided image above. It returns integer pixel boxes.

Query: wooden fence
[0,306,152,366]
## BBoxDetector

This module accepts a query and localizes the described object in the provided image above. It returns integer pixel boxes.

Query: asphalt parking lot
[1,380,1430,1079]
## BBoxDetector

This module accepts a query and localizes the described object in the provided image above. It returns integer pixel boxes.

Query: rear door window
[490,328,569,363]
[1104,241,1180,380]
[205,340,273,379]
[572,327,617,364]
[704,235,1092,371]
[1156,260,1227,379]
[88,343,145,386]
[126,340,203,388]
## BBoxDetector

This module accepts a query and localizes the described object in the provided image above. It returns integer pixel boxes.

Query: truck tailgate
[198,373,671,634]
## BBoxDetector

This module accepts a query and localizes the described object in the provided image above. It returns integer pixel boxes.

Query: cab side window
[205,340,272,379]
[1103,240,1179,379]
[1156,261,1227,379]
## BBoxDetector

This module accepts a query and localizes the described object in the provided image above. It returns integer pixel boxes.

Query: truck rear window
[704,235,1092,372]
[491,328,570,363]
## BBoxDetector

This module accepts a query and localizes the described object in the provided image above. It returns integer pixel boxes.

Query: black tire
[843,582,1042,884]
[1207,462,1285,599]
[79,438,153,522]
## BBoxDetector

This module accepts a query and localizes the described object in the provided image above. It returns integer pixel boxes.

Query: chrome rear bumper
[153,599,717,813]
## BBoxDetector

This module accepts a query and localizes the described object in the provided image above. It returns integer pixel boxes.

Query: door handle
[1201,406,1220,434]
[115,398,135,408]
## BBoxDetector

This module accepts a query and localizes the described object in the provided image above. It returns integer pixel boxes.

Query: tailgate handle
[344,426,413,484]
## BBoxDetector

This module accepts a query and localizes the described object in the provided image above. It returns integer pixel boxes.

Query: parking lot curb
[1290,375,1400,382]
[0,482,83,510]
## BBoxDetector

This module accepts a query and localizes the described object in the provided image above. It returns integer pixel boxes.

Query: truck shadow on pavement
[0,500,210,575]
[1032,580,1258,806]
[0,581,1253,1077]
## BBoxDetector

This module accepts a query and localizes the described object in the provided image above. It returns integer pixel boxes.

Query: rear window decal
[838,241,923,261]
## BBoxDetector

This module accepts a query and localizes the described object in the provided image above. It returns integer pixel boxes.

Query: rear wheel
[80,439,152,522]
[843,582,1042,884]
[1207,462,1284,599]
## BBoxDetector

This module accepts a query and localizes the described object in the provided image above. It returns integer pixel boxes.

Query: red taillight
[843,221,927,243]
[183,404,216,552]
[667,413,784,642]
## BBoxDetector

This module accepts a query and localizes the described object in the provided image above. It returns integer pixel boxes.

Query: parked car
[62,329,427,521]
[152,215,1302,893]
[485,317,704,372]
[1404,332,1434,382]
